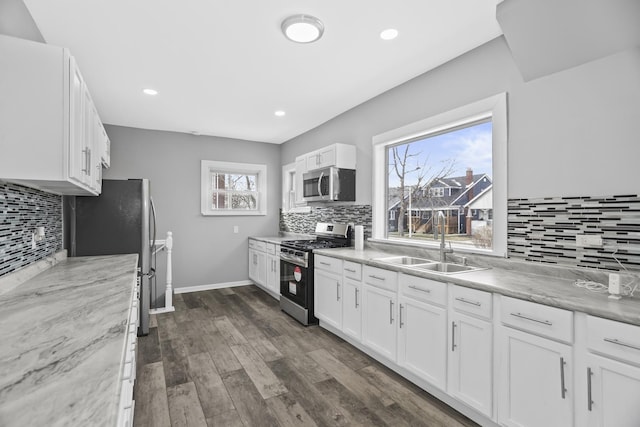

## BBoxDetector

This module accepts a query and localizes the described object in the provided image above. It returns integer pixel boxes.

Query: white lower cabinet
[265,243,280,297]
[248,247,266,286]
[498,327,573,427]
[342,277,362,341]
[398,295,448,390]
[577,315,640,427]
[397,273,448,390]
[448,285,493,418]
[362,283,397,362]
[314,256,343,330]
[582,353,640,427]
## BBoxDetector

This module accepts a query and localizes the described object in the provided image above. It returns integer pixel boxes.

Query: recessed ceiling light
[143,88,158,96]
[380,28,398,41]
[281,15,324,43]
[275,110,286,117]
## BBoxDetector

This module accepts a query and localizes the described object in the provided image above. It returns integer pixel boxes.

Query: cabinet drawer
[248,239,266,252]
[399,274,447,306]
[343,261,362,280]
[315,255,343,275]
[587,315,640,365]
[451,285,492,320]
[265,243,277,255]
[363,266,397,292]
[501,296,573,343]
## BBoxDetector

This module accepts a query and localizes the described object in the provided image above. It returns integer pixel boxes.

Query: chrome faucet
[437,211,453,263]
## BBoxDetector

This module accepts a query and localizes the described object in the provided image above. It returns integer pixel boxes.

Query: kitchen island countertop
[314,246,640,327]
[0,254,138,427]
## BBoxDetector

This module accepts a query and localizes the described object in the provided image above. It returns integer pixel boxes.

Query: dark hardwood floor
[134,285,479,427]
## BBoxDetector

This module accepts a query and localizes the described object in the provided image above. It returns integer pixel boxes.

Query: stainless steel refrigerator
[71,179,156,336]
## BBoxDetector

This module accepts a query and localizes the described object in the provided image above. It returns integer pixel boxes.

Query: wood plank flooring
[134,285,479,427]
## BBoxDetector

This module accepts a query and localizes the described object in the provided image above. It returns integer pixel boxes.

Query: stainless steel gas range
[279,223,351,325]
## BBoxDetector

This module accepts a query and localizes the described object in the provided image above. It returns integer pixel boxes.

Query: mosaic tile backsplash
[280,205,372,239]
[0,182,63,277]
[508,194,640,271]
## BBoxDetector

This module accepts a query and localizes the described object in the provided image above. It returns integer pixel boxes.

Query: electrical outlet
[233,225,239,234]
[609,273,621,299]
[576,234,603,247]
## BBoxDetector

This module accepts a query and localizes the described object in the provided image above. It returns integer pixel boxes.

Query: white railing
[150,231,175,314]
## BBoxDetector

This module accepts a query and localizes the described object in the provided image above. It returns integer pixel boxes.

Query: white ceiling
[24,1,503,144]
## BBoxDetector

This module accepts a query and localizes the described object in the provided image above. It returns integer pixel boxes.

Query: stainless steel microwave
[302,167,355,202]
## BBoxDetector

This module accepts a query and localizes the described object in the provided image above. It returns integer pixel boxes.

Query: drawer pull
[408,285,431,294]
[369,275,386,281]
[560,357,567,399]
[389,300,394,324]
[451,322,457,351]
[455,297,481,307]
[344,268,356,273]
[510,312,553,326]
[603,338,640,351]
[587,367,593,411]
[319,262,331,266]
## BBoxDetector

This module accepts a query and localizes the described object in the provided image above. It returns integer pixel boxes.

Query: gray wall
[103,125,281,290]
[0,0,45,42]
[281,37,640,201]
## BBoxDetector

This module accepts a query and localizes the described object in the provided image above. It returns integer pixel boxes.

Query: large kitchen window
[372,93,507,256]
[200,160,267,216]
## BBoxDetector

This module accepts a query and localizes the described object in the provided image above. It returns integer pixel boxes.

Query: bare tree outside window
[386,120,493,248]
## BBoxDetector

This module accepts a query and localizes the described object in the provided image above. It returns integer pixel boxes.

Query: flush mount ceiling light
[380,28,399,40]
[281,14,324,43]
[274,110,286,117]
[143,88,158,96]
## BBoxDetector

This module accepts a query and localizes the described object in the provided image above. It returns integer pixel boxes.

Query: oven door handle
[280,254,307,268]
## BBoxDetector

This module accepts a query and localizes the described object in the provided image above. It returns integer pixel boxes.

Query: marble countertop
[0,254,138,427]
[314,247,640,327]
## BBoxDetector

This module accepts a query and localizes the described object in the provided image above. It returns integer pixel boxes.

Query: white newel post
[164,231,174,311]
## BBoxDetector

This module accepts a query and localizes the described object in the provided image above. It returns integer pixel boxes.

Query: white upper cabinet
[305,143,356,171]
[0,35,107,195]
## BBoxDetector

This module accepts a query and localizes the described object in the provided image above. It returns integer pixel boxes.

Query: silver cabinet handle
[336,282,340,301]
[82,148,90,173]
[604,338,640,351]
[319,261,331,266]
[344,268,356,273]
[355,288,359,308]
[369,275,386,281]
[399,304,404,328]
[87,148,92,176]
[408,285,431,294]
[560,357,567,399]
[587,367,593,411]
[389,300,394,324]
[510,312,553,326]
[451,322,457,351]
[455,297,481,307]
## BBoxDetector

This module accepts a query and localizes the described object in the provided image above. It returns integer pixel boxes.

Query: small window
[201,160,267,216]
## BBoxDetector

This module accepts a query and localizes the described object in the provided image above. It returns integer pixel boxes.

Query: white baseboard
[149,306,175,314]
[174,280,253,294]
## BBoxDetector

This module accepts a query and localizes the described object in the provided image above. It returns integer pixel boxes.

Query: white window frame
[201,160,267,216]
[371,93,508,257]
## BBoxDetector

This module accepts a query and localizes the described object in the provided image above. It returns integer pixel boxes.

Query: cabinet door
[68,58,86,185]
[248,248,266,286]
[342,277,362,341]
[498,327,573,427]
[294,156,306,205]
[362,284,397,362]
[314,269,342,329]
[584,353,640,427]
[448,311,493,417]
[265,254,280,296]
[398,296,447,390]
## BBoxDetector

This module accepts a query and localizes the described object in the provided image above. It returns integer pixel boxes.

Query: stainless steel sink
[410,262,486,274]
[373,256,434,266]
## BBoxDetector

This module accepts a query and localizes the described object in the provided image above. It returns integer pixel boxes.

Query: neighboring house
[388,168,492,235]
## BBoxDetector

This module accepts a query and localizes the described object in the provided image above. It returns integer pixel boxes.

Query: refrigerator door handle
[150,196,158,249]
